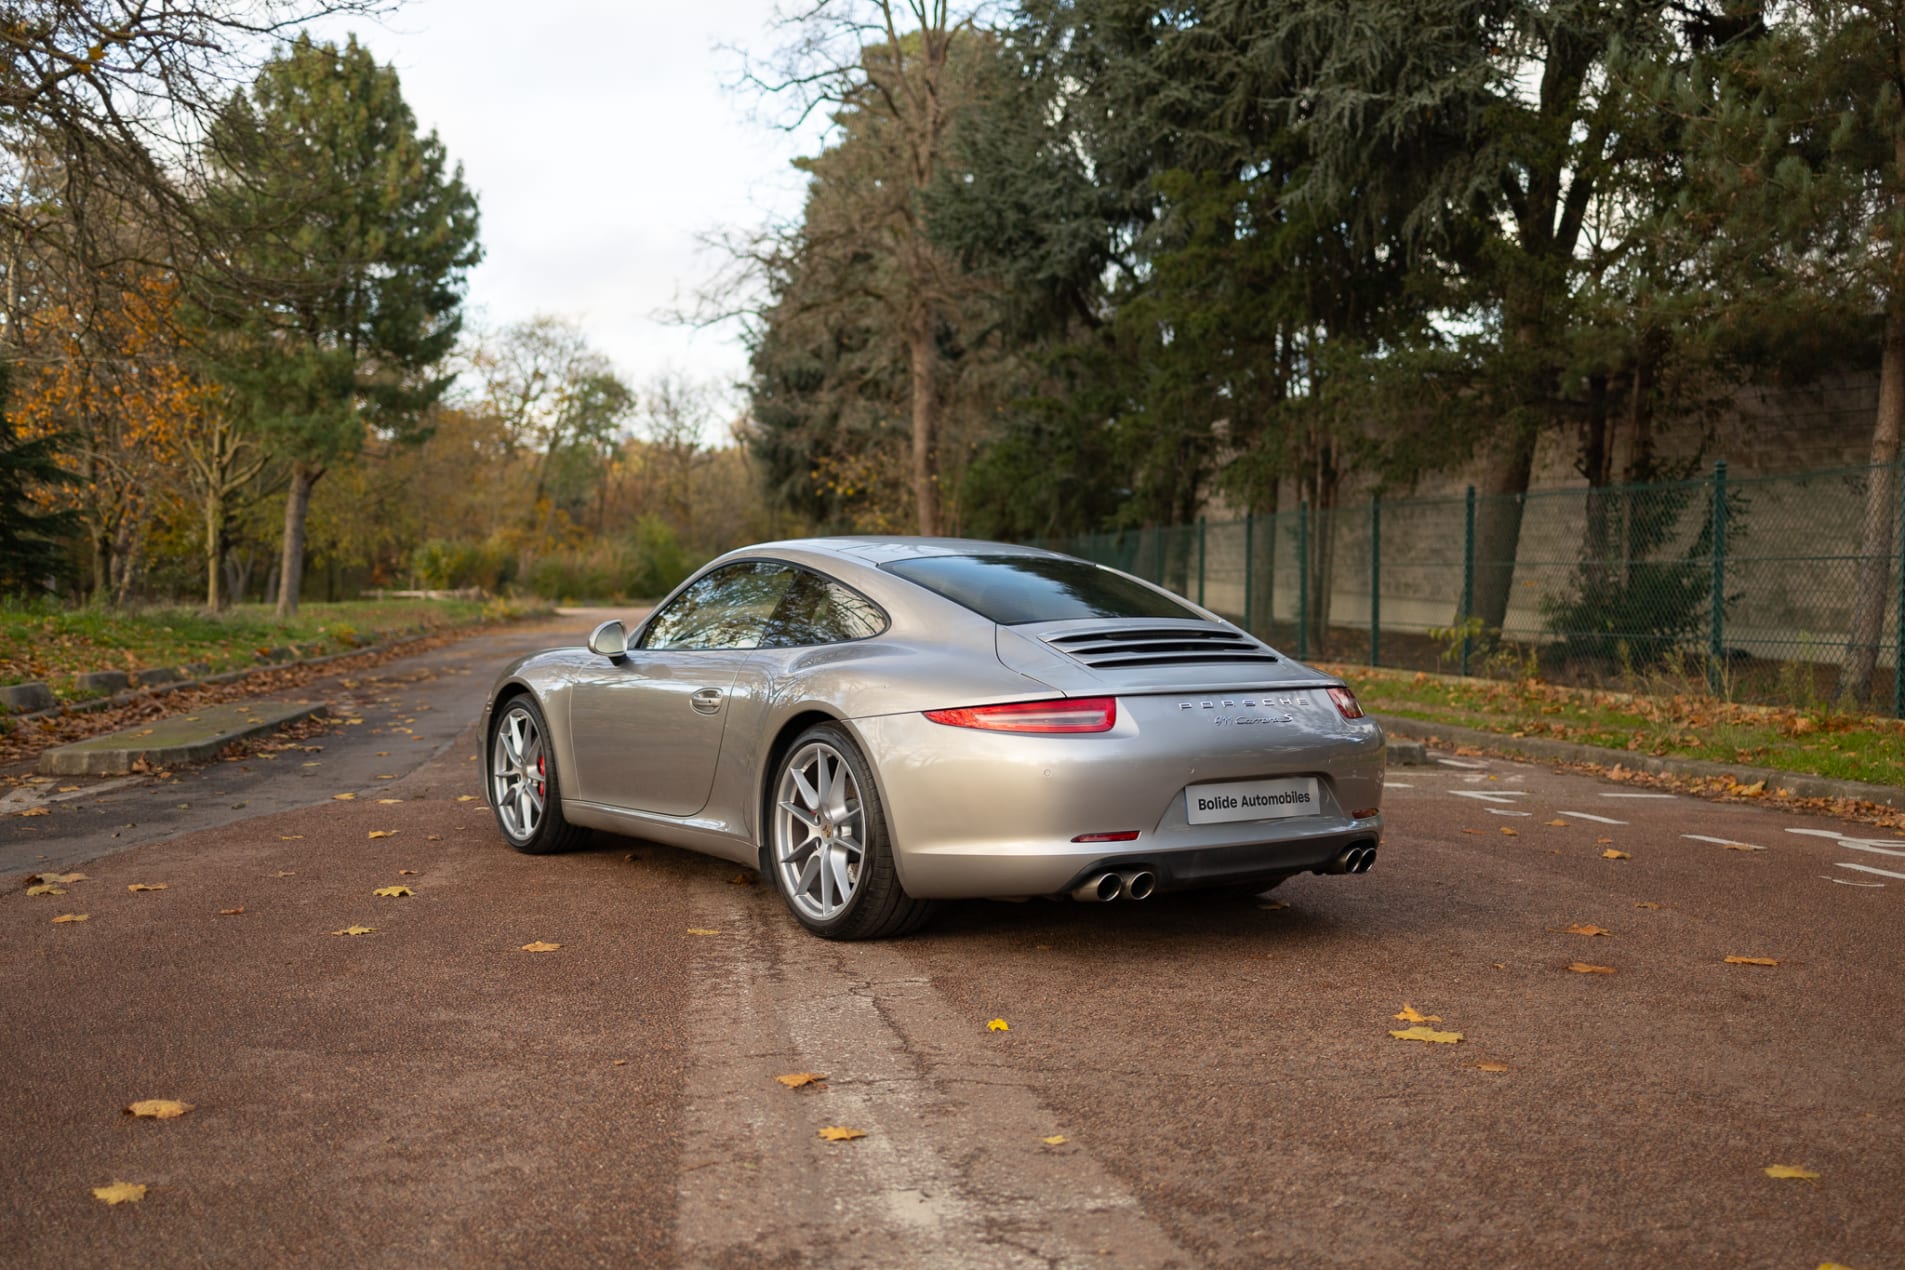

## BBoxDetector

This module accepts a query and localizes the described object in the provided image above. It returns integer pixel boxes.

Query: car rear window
[881,554,1200,625]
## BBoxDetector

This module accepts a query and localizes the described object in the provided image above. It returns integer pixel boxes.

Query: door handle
[690,687,725,715]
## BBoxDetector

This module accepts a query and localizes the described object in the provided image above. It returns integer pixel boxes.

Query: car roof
[744,536,1065,566]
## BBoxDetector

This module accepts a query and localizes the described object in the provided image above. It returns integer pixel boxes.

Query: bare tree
[734,1,989,536]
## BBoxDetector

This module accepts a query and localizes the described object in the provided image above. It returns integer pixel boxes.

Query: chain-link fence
[1040,461,1905,716]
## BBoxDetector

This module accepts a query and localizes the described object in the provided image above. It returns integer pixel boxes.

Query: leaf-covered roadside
[0,598,542,697]
[1332,666,1905,790]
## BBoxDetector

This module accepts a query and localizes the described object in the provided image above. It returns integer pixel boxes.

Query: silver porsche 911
[482,538,1385,939]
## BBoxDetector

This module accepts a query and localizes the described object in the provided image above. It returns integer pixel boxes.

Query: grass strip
[1,597,543,700]
[1329,664,1905,789]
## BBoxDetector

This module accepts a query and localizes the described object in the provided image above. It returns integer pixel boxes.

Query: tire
[766,723,936,940]
[488,695,588,855]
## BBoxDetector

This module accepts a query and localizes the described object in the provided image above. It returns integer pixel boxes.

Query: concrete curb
[36,701,330,776]
[1375,714,1902,808]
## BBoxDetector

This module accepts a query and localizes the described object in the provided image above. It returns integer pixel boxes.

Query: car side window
[759,569,888,648]
[640,561,796,651]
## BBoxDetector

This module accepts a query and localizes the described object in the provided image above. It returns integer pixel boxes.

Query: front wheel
[489,695,587,855]
[768,723,935,940]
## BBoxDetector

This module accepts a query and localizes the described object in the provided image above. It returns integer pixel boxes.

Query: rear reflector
[1351,807,1380,820]
[924,696,1117,734]
[1071,830,1140,843]
[1327,686,1365,719]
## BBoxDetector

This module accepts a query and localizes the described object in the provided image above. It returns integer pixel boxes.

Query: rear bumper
[851,703,1385,899]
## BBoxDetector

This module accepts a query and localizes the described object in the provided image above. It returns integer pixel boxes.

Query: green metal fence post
[1197,517,1207,606]
[1895,456,1904,719]
[1243,513,1255,634]
[1709,460,1728,695]
[1298,501,1311,661]
[1461,487,1476,677]
[1370,497,1382,667]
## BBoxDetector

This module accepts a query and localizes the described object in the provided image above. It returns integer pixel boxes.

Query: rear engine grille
[1044,627,1280,670]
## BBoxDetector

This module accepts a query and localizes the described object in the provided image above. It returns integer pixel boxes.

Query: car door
[567,561,796,817]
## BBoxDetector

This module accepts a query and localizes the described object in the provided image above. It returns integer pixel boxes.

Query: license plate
[1185,776,1321,825]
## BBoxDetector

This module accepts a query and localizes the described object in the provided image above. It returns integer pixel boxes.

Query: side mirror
[587,619,628,661]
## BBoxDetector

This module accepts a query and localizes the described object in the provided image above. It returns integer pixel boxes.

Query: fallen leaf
[51,913,89,924]
[397,869,418,876]
[278,835,303,841]
[686,928,720,936]
[1258,900,1288,911]
[1634,901,1660,910]
[1475,1062,1511,1073]
[1394,1004,1442,1023]
[329,925,375,936]
[1596,837,1614,844]
[1546,819,1569,826]
[1763,1163,1818,1182]
[1719,842,1758,851]
[727,872,755,885]
[91,1181,146,1205]
[520,940,561,953]
[1564,924,1613,937]
[1390,1025,1463,1044]
[372,886,412,898]
[17,806,50,817]
[818,1126,866,1142]
[375,775,395,780]
[376,798,402,805]
[1724,956,1779,967]
[612,1059,627,1067]
[1041,1134,1069,1145]
[127,883,168,892]
[456,795,477,802]
[987,1018,1010,1032]
[1461,828,1485,835]
[375,751,390,757]
[1738,780,1766,796]
[368,830,394,840]
[775,1072,827,1088]
[218,907,244,916]
[332,793,355,801]
[425,835,442,841]
[1567,962,1616,974]
[125,1099,193,1120]
[1601,849,1632,860]
[57,785,77,792]
[26,883,65,896]
[1499,827,1519,837]
[34,872,85,884]
[273,870,296,878]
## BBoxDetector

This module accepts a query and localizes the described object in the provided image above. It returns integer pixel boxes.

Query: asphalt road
[1,621,1901,1267]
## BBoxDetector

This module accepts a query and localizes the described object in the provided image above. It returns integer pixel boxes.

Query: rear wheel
[489,696,587,855]
[768,723,935,939]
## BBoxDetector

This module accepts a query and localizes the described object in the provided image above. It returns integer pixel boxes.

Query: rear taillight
[923,696,1117,734]
[1327,686,1365,719]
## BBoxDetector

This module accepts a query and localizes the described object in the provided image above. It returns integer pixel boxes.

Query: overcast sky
[308,1,827,422]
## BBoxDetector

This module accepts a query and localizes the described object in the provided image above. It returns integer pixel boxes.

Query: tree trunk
[204,483,226,611]
[1470,427,1539,635]
[277,461,321,618]
[909,305,941,536]
[1837,299,1904,704]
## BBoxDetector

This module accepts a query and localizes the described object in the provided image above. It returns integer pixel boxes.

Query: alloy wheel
[773,741,865,922]
[491,704,546,841]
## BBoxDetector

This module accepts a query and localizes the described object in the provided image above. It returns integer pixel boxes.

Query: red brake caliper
[537,754,546,798]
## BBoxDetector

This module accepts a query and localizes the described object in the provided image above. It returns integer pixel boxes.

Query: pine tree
[200,34,480,616]
[0,362,78,594]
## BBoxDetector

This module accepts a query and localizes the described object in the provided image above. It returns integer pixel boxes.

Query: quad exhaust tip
[1072,869,1156,902]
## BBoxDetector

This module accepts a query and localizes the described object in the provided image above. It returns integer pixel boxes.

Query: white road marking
[1826,876,1886,887]
[1601,792,1677,800]
[1682,834,1764,850]
[1785,828,1905,855]
[1554,810,1628,825]
[1383,782,1415,789]
[1436,758,1486,769]
[1487,809,1534,817]
[1836,862,1905,881]
[1451,790,1530,805]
